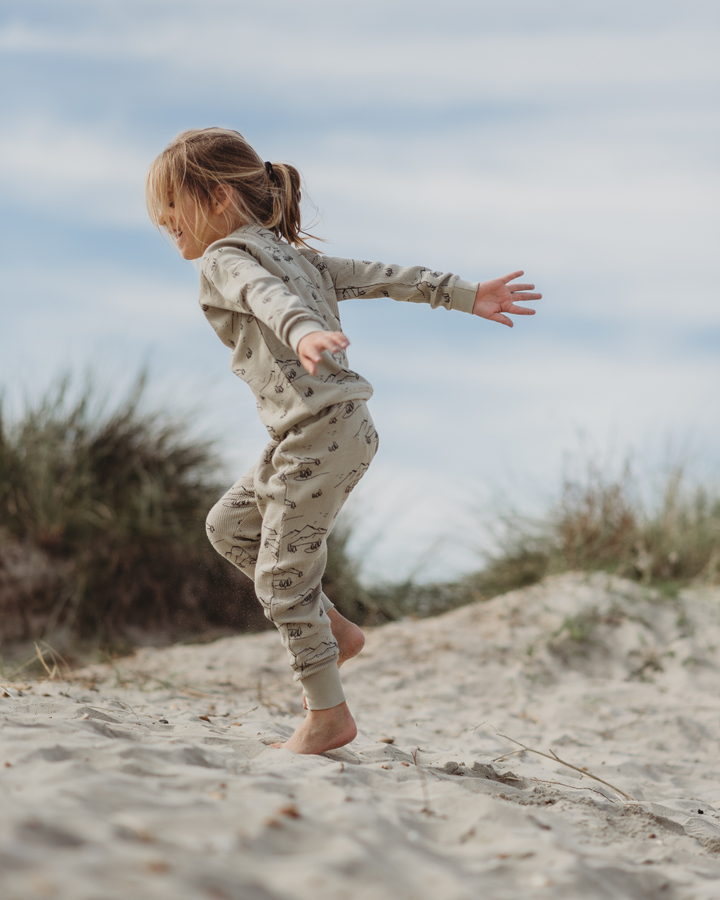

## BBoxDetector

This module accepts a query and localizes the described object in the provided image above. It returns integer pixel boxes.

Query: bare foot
[303,609,365,709]
[271,702,357,755]
[329,608,365,665]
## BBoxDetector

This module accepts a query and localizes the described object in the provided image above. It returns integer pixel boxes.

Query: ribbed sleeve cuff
[301,664,345,710]
[287,319,328,354]
[450,278,479,314]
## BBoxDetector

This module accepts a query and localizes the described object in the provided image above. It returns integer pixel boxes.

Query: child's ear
[211,184,234,214]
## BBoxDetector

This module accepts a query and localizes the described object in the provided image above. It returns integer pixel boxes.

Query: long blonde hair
[146,127,319,250]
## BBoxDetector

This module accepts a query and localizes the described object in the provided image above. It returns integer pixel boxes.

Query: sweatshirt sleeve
[201,247,329,352]
[316,256,478,314]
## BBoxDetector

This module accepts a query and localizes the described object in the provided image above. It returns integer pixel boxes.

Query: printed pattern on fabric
[206,400,378,701]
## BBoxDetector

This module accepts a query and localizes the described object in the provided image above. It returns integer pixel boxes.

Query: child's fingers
[493,313,513,327]
[511,293,542,303]
[299,332,349,375]
[502,270,525,283]
[300,356,317,375]
[319,334,350,354]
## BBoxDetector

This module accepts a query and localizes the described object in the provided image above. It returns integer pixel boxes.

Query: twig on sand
[493,732,633,802]
[178,687,218,699]
[152,678,218,699]
[412,748,433,815]
[532,777,622,803]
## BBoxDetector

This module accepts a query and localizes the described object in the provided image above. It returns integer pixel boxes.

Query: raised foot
[271,702,357,755]
[329,608,366,665]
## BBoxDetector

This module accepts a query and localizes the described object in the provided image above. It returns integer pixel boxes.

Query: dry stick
[494,732,633,802]
[34,643,58,679]
[152,677,217,699]
[38,640,72,675]
[412,748,432,815]
[532,777,621,803]
[178,687,217,699]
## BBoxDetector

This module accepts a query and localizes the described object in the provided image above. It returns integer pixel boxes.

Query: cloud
[303,104,720,326]
[0,116,152,226]
[2,7,718,105]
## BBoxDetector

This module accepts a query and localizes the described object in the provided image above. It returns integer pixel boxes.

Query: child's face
[162,189,235,260]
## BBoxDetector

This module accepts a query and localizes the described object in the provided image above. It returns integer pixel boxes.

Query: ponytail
[262,160,307,248]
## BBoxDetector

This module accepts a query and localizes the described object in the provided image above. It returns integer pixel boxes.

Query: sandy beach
[2,571,720,899]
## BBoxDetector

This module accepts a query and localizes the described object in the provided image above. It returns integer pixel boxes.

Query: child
[146,127,540,755]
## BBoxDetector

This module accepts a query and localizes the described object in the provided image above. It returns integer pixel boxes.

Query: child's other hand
[298,331,350,376]
[472,271,541,327]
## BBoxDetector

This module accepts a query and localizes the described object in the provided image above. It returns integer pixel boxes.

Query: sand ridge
[2,572,720,899]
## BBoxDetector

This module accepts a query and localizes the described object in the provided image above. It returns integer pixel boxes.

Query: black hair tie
[264,161,275,179]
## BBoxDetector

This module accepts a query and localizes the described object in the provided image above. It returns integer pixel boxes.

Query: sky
[1,0,719,582]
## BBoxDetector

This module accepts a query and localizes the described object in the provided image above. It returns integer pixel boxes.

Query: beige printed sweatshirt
[199,225,478,438]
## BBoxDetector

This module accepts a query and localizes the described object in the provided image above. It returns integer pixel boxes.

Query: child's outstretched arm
[472,270,541,327]
[308,254,540,323]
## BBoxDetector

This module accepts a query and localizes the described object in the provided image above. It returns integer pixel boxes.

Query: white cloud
[0,117,151,226]
[2,8,719,104]
[303,106,720,325]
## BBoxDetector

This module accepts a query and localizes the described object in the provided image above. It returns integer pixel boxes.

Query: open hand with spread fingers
[472,270,541,327]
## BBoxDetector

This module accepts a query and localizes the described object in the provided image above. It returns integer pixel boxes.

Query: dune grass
[356,458,720,624]
[473,460,720,595]
[0,374,253,654]
[378,459,720,622]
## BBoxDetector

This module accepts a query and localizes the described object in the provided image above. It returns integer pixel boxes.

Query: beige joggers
[206,399,378,709]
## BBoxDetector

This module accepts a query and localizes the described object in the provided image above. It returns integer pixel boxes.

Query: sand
[2,571,720,899]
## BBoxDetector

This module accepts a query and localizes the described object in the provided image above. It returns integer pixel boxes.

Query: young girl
[146,127,539,755]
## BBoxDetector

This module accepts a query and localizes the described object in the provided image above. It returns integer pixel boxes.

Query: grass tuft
[472,459,720,601]
[0,372,262,649]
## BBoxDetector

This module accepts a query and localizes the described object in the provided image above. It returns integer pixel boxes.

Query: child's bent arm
[201,246,329,353]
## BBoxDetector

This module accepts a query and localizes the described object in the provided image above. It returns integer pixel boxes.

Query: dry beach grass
[3,572,720,899]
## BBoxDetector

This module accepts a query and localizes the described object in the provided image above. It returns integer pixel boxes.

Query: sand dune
[2,572,720,899]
